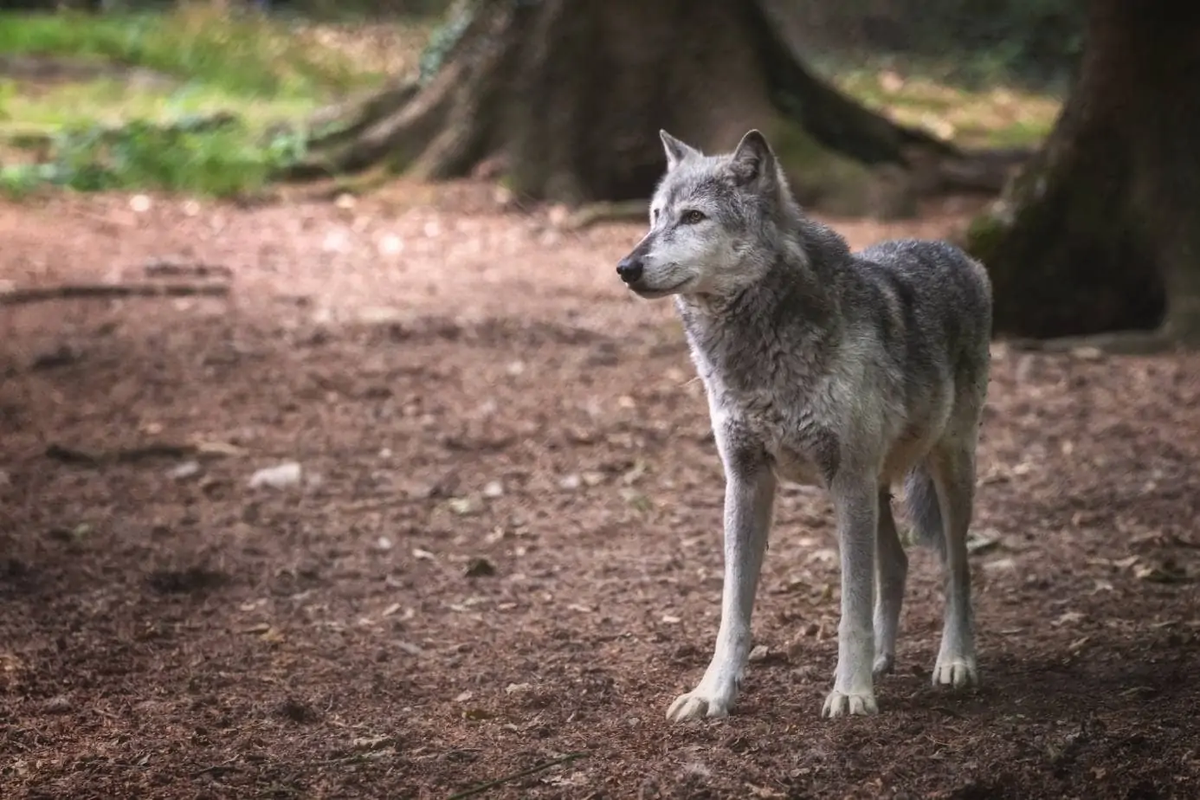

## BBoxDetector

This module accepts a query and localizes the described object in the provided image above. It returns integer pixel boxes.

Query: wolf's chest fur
[683,315,839,487]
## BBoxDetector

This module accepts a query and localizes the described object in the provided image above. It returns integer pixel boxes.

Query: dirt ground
[1,184,1198,800]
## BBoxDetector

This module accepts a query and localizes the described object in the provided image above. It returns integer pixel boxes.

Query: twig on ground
[45,440,245,466]
[447,752,588,800]
[0,282,230,307]
[142,259,235,280]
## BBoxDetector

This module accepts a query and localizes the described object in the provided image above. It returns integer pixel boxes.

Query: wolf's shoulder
[852,238,989,297]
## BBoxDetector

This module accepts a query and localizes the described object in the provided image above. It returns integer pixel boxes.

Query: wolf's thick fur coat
[616,129,992,720]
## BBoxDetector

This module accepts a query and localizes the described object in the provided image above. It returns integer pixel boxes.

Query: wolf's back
[853,238,992,368]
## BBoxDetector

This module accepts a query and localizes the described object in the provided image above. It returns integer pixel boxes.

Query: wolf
[615,129,992,721]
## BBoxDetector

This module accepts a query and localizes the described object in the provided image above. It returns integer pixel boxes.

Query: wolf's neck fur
[672,212,858,402]
[675,214,852,368]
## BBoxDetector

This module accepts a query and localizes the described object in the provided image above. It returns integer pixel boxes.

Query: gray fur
[616,129,992,721]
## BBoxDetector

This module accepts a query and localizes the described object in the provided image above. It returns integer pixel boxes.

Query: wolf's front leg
[822,474,880,718]
[666,453,775,722]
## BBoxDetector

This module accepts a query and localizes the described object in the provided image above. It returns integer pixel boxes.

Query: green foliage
[0,6,380,97]
[0,6,403,197]
[0,114,305,197]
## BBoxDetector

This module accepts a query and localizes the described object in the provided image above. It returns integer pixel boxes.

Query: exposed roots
[1007,328,1190,356]
[565,200,649,230]
[286,2,515,183]
[281,0,1026,203]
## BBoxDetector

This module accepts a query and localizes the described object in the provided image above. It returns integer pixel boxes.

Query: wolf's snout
[616,256,644,284]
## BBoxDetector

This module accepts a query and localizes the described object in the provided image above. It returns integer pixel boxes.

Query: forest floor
[2,183,1198,799]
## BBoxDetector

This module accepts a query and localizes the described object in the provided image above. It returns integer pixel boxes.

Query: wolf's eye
[652,208,660,222]
[680,209,706,225]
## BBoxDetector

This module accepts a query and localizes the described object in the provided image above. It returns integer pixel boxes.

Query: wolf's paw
[666,685,735,722]
[932,656,979,688]
[872,653,895,678]
[821,689,878,718]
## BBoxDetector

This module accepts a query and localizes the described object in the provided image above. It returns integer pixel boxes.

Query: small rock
[248,462,302,490]
[129,194,152,213]
[44,695,73,713]
[357,306,405,325]
[322,230,349,253]
[559,474,581,491]
[504,682,532,695]
[378,234,404,256]
[1070,346,1105,361]
[482,480,504,498]
[375,536,394,552]
[748,644,771,663]
[447,497,477,516]
[169,460,201,480]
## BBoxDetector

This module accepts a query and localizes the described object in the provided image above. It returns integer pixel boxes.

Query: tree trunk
[968,0,1200,347]
[289,0,1005,214]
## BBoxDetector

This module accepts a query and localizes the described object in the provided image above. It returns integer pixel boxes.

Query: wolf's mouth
[630,279,691,299]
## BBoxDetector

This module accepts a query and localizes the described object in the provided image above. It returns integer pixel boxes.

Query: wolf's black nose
[616,256,644,284]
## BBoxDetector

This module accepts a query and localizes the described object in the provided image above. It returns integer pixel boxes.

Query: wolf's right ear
[729,129,776,187]
[660,130,700,171]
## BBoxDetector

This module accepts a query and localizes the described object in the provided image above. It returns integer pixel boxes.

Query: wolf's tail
[903,466,945,559]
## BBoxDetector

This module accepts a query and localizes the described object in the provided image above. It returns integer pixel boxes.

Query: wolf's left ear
[660,129,700,171]
[729,129,776,186]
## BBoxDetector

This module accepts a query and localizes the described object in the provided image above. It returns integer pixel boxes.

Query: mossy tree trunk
[969,0,1200,348]
[289,0,981,212]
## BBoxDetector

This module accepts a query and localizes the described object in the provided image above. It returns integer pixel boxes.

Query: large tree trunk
[289,0,1015,214]
[968,0,1200,348]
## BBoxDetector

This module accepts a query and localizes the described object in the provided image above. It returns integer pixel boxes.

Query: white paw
[932,656,979,688]
[666,685,736,722]
[821,689,878,718]
[872,653,895,678]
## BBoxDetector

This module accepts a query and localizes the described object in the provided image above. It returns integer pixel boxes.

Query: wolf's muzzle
[616,255,645,285]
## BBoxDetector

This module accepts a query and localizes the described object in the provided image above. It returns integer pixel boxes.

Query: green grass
[817,54,1063,150]
[0,7,380,97]
[0,6,411,197]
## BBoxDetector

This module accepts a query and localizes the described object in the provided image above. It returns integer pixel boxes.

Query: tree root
[1,282,230,307]
[565,200,648,230]
[1007,328,1184,356]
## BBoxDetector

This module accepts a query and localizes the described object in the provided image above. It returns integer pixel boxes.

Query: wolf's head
[616,128,793,300]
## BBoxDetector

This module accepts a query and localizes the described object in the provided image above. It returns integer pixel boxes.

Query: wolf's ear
[660,129,700,171]
[729,129,776,187]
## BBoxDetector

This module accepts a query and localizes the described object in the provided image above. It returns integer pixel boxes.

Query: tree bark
[288,0,1011,213]
[969,0,1200,347]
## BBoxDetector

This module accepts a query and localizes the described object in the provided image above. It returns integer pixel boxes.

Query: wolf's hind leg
[873,489,908,678]
[926,445,979,688]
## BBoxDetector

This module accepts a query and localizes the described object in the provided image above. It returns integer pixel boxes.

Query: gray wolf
[615,129,992,720]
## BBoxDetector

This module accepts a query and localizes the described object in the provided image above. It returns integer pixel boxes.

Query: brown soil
[1,184,1198,800]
